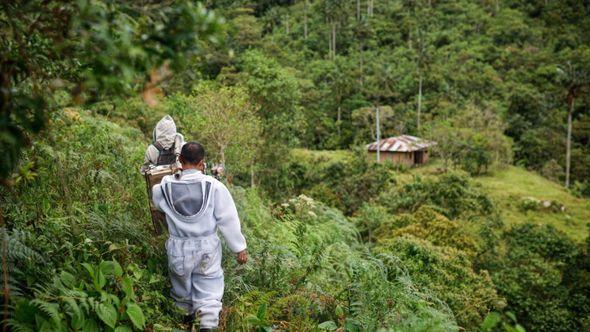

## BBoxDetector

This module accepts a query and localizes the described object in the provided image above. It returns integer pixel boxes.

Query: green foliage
[484,223,590,331]
[378,206,480,257]
[480,311,526,332]
[377,172,494,220]
[274,148,395,214]
[238,49,303,141]
[163,84,263,177]
[431,104,513,175]
[10,260,147,331]
[2,110,177,329]
[0,0,223,179]
[376,235,504,330]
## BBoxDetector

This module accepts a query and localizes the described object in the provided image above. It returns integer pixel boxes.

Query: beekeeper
[140,115,185,173]
[152,141,248,331]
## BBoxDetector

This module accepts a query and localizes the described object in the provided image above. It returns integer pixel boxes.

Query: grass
[397,160,589,241]
[473,166,590,241]
[290,148,353,167]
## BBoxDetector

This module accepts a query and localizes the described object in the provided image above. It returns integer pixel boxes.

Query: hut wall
[368,151,415,166]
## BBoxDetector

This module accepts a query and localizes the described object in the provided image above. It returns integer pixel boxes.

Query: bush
[377,172,494,220]
[376,235,505,330]
[275,148,396,214]
[431,104,512,175]
[223,192,459,331]
[485,223,589,331]
[377,206,480,257]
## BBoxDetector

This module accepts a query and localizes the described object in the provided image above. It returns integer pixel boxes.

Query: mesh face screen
[170,182,209,216]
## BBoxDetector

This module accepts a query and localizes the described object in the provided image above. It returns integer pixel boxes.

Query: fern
[5,319,35,332]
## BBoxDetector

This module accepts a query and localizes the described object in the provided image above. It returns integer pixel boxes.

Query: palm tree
[556,47,590,188]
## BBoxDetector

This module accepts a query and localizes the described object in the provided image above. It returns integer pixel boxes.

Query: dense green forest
[2,0,590,331]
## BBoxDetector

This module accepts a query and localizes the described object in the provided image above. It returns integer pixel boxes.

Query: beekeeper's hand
[236,250,248,264]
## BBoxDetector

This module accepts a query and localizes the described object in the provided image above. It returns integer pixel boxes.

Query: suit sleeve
[140,145,158,174]
[213,182,247,253]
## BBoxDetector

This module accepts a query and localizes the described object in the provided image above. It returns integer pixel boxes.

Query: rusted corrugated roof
[366,135,436,152]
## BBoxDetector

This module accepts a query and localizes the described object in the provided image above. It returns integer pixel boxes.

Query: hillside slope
[294,149,589,241]
[4,110,462,331]
[474,167,590,241]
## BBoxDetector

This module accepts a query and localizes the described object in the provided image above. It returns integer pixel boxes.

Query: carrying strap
[154,141,174,152]
[154,141,176,166]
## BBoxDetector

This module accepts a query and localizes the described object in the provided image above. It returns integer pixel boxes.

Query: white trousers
[166,235,223,328]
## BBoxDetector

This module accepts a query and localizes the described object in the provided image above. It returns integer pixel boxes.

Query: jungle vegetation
[2,0,590,331]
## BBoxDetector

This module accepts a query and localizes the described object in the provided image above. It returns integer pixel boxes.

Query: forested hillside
[2,1,590,331]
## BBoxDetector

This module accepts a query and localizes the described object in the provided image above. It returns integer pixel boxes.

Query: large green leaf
[121,276,135,299]
[318,320,338,330]
[64,298,84,330]
[60,271,76,288]
[96,303,118,329]
[95,269,106,291]
[125,303,145,330]
[100,260,123,277]
[82,263,95,279]
[480,312,501,331]
[83,319,100,332]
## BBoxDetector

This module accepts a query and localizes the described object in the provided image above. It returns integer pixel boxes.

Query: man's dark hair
[180,141,205,164]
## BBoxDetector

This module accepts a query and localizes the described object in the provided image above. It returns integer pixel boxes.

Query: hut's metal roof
[366,135,436,152]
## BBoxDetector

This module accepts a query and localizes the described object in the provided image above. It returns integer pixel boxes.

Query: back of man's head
[180,141,205,165]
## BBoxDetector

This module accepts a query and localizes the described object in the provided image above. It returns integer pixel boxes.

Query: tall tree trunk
[250,165,255,187]
[337,106,341,137]
[417,74,423,132]
[359,40,364,87]
[328,20,333,59]
[565,95,574,188]
[286,14,290,34]
[367,0,374,17]
[304,0,308,40]
[1,210,8,332]
[357,0,361,20]
[331,22,337,59]
[376,106,381,163]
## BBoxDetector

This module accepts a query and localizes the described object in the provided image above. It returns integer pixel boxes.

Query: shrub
[382,206,480,257]
[222,192,459,331]
[9,260,166,331]
[486,223,589,331]
[376,235,505,330]
[274,148,395,214]
[377,172,494,220]
[431,104,512,175]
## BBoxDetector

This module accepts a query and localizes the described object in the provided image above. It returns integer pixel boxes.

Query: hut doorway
[414,151,425,164]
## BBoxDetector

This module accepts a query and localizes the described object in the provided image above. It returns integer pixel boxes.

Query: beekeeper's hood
[152,115,177,149]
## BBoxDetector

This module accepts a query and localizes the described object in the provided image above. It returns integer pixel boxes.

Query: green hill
[293,148,589,241]
[475,166,590,241]
[5,110,462,331]
[4,0,590,331]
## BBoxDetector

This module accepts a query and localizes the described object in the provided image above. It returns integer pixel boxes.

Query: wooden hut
[366,135,436,166]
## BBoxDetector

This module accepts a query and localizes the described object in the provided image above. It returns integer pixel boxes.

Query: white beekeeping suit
[140,115,185,173]
[152,169,247,328]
